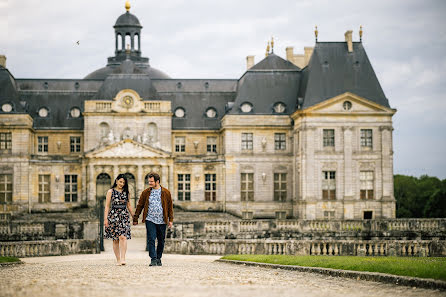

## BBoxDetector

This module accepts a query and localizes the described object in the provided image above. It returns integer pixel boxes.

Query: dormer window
[343,101,352,111]
[1,103,12,112]
[38,107,48,118]
[174,107,185,118]
[273,102,286,113]
[70,107,81,118]
[206,108,217,118]
[240,102,252,113]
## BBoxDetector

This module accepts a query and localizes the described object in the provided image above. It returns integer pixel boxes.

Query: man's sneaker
[149,259,158,266]
[157,259,162,266]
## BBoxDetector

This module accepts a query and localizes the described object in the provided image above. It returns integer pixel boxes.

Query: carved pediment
[86,139,170,159]
[304,92,396,115]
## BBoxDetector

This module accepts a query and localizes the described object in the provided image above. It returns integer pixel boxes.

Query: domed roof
[114,12,141,28]
[84,62,170,80]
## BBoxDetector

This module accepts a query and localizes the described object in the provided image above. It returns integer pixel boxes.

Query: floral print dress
[104,188,131,240]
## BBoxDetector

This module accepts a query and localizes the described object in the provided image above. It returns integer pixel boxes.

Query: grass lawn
[0,256,21,263]
[221,255,446,281]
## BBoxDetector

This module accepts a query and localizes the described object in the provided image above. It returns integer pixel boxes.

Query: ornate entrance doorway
[124,172,137,208]
[96,173,111,252]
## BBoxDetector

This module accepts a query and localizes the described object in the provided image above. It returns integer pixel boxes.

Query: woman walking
[104,174,134,265]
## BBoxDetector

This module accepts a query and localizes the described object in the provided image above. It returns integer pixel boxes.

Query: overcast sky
[1,0,445,179]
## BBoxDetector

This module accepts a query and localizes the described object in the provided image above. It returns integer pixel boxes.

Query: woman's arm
[104,189,112,228]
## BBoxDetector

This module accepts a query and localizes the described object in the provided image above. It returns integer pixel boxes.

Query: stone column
[380,126,393,199]
[137,165,143,197]
[131,33,134,50]
[162,165,169,188]
[88,165,95,207]
[343,126,353,198]
[113,165,118,181]
[81,163,87,206]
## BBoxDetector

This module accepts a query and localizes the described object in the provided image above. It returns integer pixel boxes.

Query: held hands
[104,219,109,228]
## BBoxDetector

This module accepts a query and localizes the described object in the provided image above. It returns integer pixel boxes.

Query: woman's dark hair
[111,174,129,197]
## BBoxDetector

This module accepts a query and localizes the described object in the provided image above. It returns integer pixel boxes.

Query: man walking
[133,172,173,266]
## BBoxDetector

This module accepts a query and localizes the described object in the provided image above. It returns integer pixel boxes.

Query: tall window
[323,129,335,147]
[38,136,48,153]
[274,133,286,150]
[360,129,373,148]
[207,137,217,153]
[360,171,374,199]
[175,137,185,152]
[64,175,78,202]
[241,173,254,201]
[322,171,336,200]
[241,133,253,150]
[205,174,216,201]
[38,175,50,203]
[274,173,287,201]
[70,137,81,153]
[0,174,12,204]
[0,133,12,152]
[177,174,190,201]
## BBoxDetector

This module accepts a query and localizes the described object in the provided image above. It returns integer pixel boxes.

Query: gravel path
[1,238,444,297]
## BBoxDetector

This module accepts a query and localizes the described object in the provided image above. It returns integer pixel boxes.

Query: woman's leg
[112,239,120,264]
[119,235,127,264]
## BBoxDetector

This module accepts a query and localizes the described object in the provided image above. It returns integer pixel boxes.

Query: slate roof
[0,8,391,132]
[229,54,300,115]
[0,67,25,113]
[114,11,141,28]
[300,42,389,108]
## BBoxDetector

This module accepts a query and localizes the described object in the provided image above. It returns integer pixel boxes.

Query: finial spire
[266,41,270,57]
[359,25,363,42]
[125,0,131,12]
[271,36,274,54]
[315,25,318,42]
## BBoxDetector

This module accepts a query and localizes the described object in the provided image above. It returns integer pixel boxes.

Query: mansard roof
[300,42,390,108]
[0,39,391,130]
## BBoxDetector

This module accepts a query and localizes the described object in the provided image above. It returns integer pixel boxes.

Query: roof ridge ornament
[271,36,274,54]
[265,41,270,57]
[315,25,318,42]
[125,0,130,12]
[359,25,363,42]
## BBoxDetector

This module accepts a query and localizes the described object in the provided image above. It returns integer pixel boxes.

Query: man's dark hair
[148,172,160,183]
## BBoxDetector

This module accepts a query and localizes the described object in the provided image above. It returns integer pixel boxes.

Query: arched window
[99,122,110,138]
[135,33,140,51]
[117,34,122,51]
[125,34,131,51]
[147,123,158,142]
[96,173,111,199]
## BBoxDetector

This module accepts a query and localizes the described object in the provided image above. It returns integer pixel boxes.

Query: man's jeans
[145,220,167,260]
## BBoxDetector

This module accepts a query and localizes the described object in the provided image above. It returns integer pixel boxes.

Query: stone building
[0,3,396,220]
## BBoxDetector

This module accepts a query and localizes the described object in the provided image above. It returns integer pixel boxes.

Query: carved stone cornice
[379,125,393,131]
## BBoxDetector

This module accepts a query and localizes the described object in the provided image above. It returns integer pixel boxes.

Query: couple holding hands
[104,172,173,266]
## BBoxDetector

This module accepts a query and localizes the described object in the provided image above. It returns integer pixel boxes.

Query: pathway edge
[215,259,446,291]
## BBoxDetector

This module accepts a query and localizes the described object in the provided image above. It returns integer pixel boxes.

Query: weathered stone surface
[0,238,443,297]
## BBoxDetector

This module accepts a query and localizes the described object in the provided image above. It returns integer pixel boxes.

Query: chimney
[246,55,255,70]
[286,47,294,61]
[304,47,314,65]
[344,30,353,53]
[0,55,6,68]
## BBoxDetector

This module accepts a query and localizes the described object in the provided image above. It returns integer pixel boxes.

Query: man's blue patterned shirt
[146,188,164,224]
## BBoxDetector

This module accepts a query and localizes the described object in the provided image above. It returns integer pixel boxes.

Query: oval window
[70,108,81,118]
[1,103,12,112]
[175,108,185,118]
[240,103,252,113]
[206,108,217,118]
[38,107,48,118]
